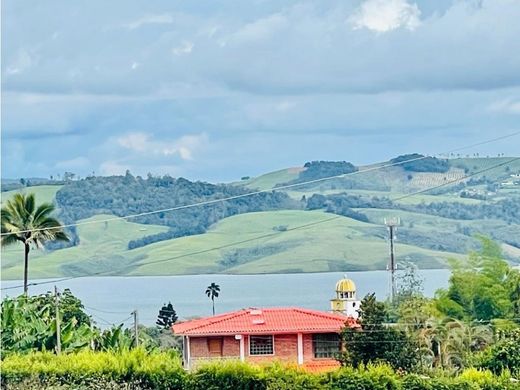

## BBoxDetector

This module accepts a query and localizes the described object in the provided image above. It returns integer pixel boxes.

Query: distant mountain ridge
[1,155,519,279]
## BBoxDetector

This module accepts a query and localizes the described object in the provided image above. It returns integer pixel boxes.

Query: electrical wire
[2,131,519,237]
[2,156,517,292]
[83,305,131,315]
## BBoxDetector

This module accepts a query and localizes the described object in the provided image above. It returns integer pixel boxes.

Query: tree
[340,293,418,371]
[1,193,69,294]
[156,302,178,329]
[205,283,220,316]
[396,262,424,302]
[435,237,516,321]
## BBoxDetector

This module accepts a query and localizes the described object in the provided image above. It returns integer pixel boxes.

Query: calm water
[1,270,450,327]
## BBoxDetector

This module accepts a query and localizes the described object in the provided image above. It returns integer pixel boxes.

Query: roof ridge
[178,309,251,333]
[292,307,348,321]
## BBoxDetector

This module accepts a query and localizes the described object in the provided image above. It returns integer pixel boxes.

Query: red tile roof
[172,307,358,336]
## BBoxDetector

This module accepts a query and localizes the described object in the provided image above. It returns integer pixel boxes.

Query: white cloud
[116,132,207,160]
[232,13,287,43]
[172,41,194,56]
[487,98,520,114]
[5,48,34,75]
[350,0,421,32]
[124,14,173,30]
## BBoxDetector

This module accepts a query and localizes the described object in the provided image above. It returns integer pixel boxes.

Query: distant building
[330,276,361,318]
[172,278,360,372]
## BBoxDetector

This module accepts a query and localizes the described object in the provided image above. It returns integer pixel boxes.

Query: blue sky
[2,0,520,182]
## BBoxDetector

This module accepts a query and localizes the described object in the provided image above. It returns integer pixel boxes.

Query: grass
[1,210,462,279]
[286,189,483,205]
[123,210,461,275]
[0,214,168,280]
[240,167,303,190]
[0,185,63,206]
[1,158,518,279]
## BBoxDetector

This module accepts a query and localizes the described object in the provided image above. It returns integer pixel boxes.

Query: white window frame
[249,335,275,356]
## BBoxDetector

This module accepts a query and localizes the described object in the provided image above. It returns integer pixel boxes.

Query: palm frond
[32,203,56,226]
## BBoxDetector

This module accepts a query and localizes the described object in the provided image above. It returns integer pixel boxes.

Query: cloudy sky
[2,0,520,182]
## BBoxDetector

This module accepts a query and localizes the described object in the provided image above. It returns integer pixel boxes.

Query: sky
[2,0,520,182]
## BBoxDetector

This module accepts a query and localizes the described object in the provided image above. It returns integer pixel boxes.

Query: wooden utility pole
[54,286,61,355]
[384,217,400,303]
[132,310,139,347]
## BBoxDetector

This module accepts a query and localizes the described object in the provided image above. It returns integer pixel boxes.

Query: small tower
[330,276,361,318]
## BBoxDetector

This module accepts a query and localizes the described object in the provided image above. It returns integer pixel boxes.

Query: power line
[2,131,519,237]
[2,156,517,292]
[84,305,131,315]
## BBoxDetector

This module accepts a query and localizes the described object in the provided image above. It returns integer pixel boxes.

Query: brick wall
[188,333,339,372]
[189,336,239,358]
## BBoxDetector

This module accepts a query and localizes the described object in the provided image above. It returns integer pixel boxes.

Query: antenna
[384,217,400,303]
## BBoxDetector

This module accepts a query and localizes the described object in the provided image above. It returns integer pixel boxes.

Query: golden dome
[335,278,356,293]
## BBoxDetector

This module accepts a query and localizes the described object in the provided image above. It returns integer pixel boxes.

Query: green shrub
[185,360,265,390]
[2,351,519,390]
[262,362,323,389]
[0,349,185,390]
[324,364,399,390]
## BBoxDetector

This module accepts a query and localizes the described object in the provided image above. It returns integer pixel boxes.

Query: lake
[1,269,450,327]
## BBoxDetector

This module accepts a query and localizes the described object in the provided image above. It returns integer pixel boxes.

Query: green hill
[1,156,519,279]
[1,185,62,206]
[1,215,168,279]
[1,210,463,279]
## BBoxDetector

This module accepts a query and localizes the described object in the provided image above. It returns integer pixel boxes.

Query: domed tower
[330,276,361,318]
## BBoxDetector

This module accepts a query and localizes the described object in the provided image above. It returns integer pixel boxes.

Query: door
[208,337,223,357]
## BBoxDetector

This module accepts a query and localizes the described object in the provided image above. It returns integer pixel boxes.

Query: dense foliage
[54,172,295,249]
[1,239,519,388]
[1,293,92,356]
[304,192,520,248]
[340,293,419,371]
[156,302,178,329]
[1,193,69,293]
[435,238,520,321]
[390,154,450,173]
[1,354,518,390]
[278,161,358,188]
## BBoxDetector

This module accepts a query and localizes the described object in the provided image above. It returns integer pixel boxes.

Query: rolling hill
[1,155,519,279]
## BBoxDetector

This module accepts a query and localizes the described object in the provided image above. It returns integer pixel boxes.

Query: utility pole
[54,286,61,355]
[384,217,400,303]
[132,310,139,347]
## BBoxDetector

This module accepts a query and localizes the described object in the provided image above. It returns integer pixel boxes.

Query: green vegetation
[205,282,220,315]
[1,241,520,388]
[55,172,294,250]
[1,193,69,293]
[156,302,178,329]
[341,293,419,371]
[2,210,463,278]
[278,160,358,188]
[1,353,518,389]
[390,154,450,173]
[340,238,520,374]
[1,184,62,206]
[0,214,169,280]
[1,156,519,279]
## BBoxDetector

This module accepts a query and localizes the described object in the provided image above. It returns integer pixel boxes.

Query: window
[313,333,340,359]
[249,335,273,355]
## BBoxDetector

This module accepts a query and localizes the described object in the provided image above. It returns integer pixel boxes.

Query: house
[172,277,360,372]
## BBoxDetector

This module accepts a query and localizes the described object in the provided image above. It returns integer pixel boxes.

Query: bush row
[1,351,519,390]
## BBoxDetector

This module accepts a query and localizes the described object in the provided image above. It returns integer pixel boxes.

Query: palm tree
[1,193,69,295]
[205,282,220,316]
